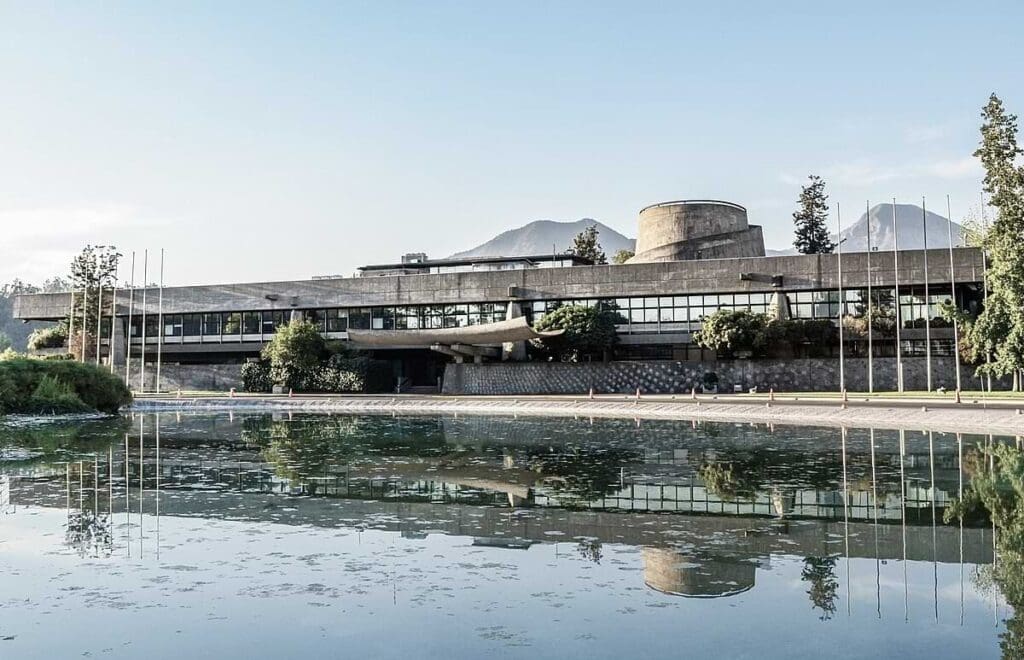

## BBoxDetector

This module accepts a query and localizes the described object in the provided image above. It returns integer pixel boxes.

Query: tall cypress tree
[792,175,835,254]
[969,93,1024,388]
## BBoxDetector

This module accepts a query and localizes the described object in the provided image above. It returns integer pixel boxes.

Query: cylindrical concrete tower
[631,200,765,263]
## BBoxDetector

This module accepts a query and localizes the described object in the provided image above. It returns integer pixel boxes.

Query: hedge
[0,358,132,415]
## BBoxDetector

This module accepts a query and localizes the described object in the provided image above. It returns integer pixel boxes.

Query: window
[349,308,370,330]
[223,312,241,335]
[144,314,159,338]
[163,314,183,337]
[303,309,326,332]
[243,312,261,334]
[203,313,222,335]
[183,314,202,336]
[262,311,286,334]
[326,309,347,333]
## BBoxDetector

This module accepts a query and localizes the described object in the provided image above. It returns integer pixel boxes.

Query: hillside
[449,219,635,259]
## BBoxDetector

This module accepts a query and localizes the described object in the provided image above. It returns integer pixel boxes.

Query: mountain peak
[838,202,964,252]
[449,219,635,259]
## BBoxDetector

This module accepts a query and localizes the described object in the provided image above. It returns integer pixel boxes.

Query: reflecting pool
[1,413,1021,658]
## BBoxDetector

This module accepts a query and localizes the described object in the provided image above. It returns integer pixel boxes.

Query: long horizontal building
[13,200,984,391]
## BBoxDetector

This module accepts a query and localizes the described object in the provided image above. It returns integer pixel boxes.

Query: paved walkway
[130,393,1024,436]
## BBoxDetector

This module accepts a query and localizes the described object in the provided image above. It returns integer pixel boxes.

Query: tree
[692,309,771,358]
[531,304,618,362]
[967,94,1024,389]
[260,319,327,390]
[570,225,607,264]
[611,249,634,264]
[801,557,839,620]
[792,175,835,254]
[66,246,121,360]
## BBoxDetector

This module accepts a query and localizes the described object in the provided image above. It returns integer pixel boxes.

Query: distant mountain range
[769,203,965,256]
[450,204,963,261]
[449,218,635,259]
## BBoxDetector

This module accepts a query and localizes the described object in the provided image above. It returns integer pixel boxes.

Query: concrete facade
[632,200,766,262]
[115,361,243,392]
[13,248,985,319]
[441,357,991,395]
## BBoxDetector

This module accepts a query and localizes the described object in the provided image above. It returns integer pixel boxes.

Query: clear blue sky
[1,1,1021,285]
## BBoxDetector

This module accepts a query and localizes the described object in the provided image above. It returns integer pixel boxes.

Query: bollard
[842,388,848,403]
[229,388,235,398]
[769,388,775,402]
[176,389,181,399]
[955,389,962,404]
[691,388,697,400]
[635,388,641,401]
[921,406,928,412]
[589,387,594,400]
[288,388,294,398]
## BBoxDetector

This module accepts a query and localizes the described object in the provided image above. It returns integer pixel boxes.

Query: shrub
[693,310,770,358]
[531,305,619,362]
[25,374,90,414]
[27,324,68,350]
[0,358,131,415]
[261,320,327,390]
[241,360,273,393]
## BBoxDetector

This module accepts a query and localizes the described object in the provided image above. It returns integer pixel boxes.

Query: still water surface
[0,413,1020,658]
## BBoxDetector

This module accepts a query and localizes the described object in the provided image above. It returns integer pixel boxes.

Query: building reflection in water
[12,412,1014,620]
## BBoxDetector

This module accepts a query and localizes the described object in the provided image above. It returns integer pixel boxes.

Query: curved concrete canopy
[347,315,562,348]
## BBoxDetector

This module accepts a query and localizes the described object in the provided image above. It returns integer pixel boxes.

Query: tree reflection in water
[947,442,1024,658]
[800,556,839,620]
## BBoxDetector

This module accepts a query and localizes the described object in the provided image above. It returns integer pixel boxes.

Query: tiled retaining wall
[443,357,988,395]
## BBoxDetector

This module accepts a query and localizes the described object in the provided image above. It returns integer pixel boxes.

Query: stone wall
[115,361,243,392]
[443,357,998,395]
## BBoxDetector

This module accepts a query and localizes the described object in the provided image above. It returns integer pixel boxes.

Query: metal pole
[125,252,135,387]
[80,286,88,363]
[139,250,148,393]
[837,204,846,394]
[947,195,962,393]
[67,290,76,359]
[866,200,874,393]
[156,249,164,394]
[108,284,118,375]
[94,284,103,367]
[893,200,904,392]
[922,199,933,391]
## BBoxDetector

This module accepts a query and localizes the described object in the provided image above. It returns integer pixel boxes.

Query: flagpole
[139,250,148,393]
[125,252,136,387]
[892,200,904,392]
[156,249,164,394]
[67,290,76,360]
[922,199,933,392]
[94,282,103,367]
[837,203,846,395]
[946,195,962,394]
[866,200,874,393]
[80,285,88,363]
[108,282,118,375]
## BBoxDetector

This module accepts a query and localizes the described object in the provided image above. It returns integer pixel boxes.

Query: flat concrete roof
[13,247,985,320]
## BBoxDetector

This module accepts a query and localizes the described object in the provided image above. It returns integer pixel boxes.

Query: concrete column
[502,301,528,362]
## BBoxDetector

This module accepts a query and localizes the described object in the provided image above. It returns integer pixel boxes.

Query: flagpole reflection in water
[841,426,851,617]
[958,432,964,626]
[900,429,908,622]
[930,431,938,622]
[870,428,881,619]
[125,432,130,558]
[139,414,144,559]
[156,413,161,561]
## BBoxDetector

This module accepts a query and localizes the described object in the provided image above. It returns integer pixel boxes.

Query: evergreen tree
[570,225,607,264]
[792,175,835,254]
[968,93,1024,389]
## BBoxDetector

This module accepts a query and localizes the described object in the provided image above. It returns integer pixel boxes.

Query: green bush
[261,320,327,390]
[241,360,273,393]
[531,305,619,362]
[27,324,68,350]
[0,357,132,415]
[25,374,91,414]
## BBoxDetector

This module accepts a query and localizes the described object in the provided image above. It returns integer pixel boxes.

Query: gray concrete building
[13,198,983,390]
